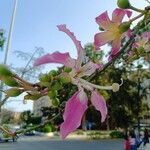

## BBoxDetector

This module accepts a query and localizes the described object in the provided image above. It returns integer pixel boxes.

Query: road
[0,136,124,150]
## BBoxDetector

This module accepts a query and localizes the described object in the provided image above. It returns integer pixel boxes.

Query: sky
[0,0,148,112]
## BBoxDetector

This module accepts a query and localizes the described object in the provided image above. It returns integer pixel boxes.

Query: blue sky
[0,0,148,112]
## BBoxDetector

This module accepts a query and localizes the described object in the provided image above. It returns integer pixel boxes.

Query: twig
[21,48,39,78]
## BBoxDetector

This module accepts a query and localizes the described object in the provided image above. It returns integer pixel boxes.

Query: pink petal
[60,90,88,139]
[94,32,114,49]
[57,24,84,55]
[95,11,112,30]
[132,42,138,49]
[112,9,132,24]
[125,10,132,18]
[91,90,107,122]
[112,8,125,24]
[142,32,150,38]
[34,51,76,68]
[108,38,121,60]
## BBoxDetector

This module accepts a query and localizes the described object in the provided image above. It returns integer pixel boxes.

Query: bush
[41,123,56,133]
[87,130,111,139]
[109,130,124,138]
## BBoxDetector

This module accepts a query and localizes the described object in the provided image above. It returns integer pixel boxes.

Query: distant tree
[0,47,45,112]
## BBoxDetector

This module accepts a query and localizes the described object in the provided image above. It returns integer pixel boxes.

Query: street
[0,136,124,150]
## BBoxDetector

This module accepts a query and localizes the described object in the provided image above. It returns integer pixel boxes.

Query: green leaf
[0,64,13,77]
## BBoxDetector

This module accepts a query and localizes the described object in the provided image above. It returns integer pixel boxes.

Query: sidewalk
[138,143,150,150]
[42,130,111,140]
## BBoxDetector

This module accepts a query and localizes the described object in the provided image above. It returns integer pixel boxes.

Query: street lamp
[0,0,18,109]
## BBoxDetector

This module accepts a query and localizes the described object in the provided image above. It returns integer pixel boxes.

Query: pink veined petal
[78,61,103,77]
[112,9,132,24]
[95,11,112,30]
[125,10,132,18]
[57,24,84,55]
[34,51,76,68]
[60,90,88,139]
[112,8,125,24]
[91,90,107,122]
[94,31,114,49]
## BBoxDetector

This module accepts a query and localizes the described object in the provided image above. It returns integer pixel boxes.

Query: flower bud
[64,67,72,73]
[48,90,58,99]
[52,98,60,106]
[119,22,131,33]
[5,88,22,97]
[117,0,131,9]
[3,77,19,87]
[24,93,41,100]
[0,64,13,77]
[59,73,71,83]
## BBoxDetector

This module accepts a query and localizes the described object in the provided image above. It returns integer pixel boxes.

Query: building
[33,96,52,116]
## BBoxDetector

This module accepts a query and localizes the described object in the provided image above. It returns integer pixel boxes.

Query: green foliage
[109,130,124,138]
[21,111,41,125]
[85,43,103,63]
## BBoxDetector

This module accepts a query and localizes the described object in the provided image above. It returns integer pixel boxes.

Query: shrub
[41,123,56,133]
[109,130,124,138]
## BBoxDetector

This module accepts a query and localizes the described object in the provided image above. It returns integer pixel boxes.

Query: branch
[16,110,61,135]
[0,97,9,107]
[89,18,150,81]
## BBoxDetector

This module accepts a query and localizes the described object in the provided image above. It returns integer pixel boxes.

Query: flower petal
[112,9,132,24]
[125,10,132,18]
[34,51,76,68]
[95,11,112,30]
[57,24,84,55]
[142,32,150,38]
[108,38,121,60]
[78,61,103,77]
[91,90,107,122]
[94,32,114,49]
[112,8,126,24]
[60,90,88,139]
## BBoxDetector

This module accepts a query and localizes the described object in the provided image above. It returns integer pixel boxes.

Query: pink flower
[34,24,121,139]
[94,8,132,59]
[132,32,150,53]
